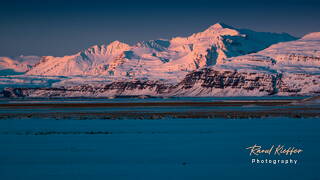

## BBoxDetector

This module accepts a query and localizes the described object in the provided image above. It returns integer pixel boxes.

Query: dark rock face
[276,73,320,95]
[1,68,319,97]
[1,81,173,97]
[174,68,276,95]
[278,54,320,62]
[103,81,172,94]
[2,88,25,98]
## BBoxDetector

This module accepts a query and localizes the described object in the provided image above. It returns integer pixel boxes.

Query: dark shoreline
[0,106,319,119]
[0,96,318,119]
[0,100,295,108]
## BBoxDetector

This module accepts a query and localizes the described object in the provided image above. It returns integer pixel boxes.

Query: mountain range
[1,23,319,97]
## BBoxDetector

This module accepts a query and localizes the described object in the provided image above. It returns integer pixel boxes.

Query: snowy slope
[0,56,40,75]
[218,32,320,75]
[25,23,296,82]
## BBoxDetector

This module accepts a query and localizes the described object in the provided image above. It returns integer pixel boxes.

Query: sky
[0,0,319,57]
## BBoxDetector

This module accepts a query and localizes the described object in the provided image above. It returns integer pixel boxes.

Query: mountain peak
[209,22,234,30]
[107,40,130,50]
[194,23,239,38]
[108,40,130,48]
[106,40,131,56]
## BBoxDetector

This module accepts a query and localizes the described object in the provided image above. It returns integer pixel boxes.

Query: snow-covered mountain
[25,23,295,82]
[1,23,319,97]
[172,32,320,96]
[0,56,40,75]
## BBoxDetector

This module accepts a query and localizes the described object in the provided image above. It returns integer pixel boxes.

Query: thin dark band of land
[0,109,318,119]
[0,100,296,108]
[0,97,319,119]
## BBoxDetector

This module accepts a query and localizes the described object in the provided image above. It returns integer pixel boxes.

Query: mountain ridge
[1,23,320,97]
[23,23,296,79]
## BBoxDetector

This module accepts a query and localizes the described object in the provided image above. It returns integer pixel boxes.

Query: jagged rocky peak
[83,40,131,56]
[135,39,170,51]
[83,44,108,55]
[105,40,131,56]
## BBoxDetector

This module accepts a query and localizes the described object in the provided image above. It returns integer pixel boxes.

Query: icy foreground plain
[0,97,319,180]
[0,118,319,180]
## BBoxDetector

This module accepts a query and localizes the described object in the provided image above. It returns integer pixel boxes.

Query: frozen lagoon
[0,97,319,180]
